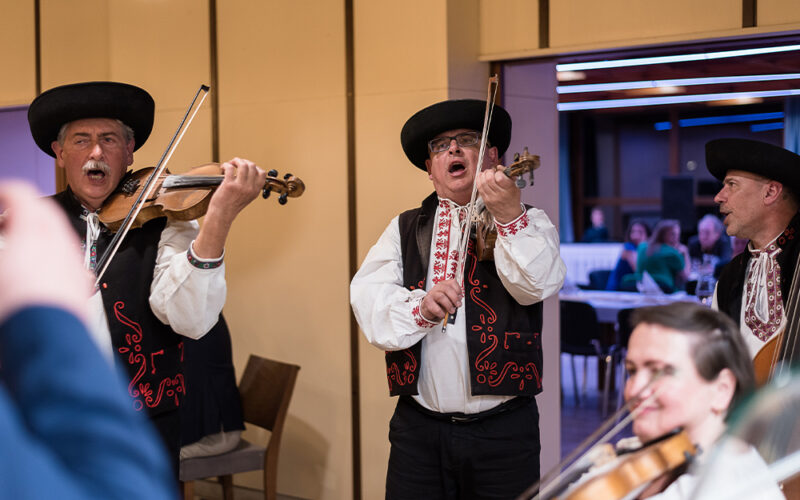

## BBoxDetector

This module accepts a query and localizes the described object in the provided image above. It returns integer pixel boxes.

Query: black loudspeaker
[661,176,695,231]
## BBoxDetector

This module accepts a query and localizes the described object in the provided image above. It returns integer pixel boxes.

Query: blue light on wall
[654,112,785,130]
[751,122,784,132]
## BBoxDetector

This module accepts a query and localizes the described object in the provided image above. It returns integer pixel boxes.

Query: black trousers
[386,397,540,500]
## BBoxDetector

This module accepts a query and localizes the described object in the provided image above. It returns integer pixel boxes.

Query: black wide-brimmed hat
[706,138,800,192]
[28,81,155,158]
[400,99,512,170]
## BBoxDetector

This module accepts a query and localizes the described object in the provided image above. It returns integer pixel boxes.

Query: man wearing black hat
[707,138,800,359]
[351,100,565,498]
[27,81,265,470]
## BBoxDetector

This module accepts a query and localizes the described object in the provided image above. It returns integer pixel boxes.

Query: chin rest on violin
[99,163,305,232]
[476,147,540,261]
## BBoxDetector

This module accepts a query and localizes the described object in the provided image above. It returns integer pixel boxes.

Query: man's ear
[125,140,135,167]
[425,158,433,179]
[51,141,65,169]
[485,146,499,167]
[763,181,784,206]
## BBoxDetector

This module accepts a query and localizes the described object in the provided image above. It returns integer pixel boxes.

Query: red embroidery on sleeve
[496,212,529,238]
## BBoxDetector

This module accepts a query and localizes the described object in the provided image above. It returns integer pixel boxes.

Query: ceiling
[555,34,800,113]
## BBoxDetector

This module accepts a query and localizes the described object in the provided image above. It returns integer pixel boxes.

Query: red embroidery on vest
[467,247,542,391]
[387,350,418,391]
[113,301,185,411]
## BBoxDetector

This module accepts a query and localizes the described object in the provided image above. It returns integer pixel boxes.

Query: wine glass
[696,275,716,306]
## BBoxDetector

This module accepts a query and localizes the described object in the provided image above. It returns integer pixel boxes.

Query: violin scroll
[505,147,540,188]
[262,169,305,204]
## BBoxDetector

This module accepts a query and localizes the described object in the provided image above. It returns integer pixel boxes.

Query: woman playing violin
[623,302,783,499]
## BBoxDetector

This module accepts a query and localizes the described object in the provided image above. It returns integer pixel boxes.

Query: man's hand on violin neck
[477,165,523,224]
[192,157,266,259]
[210,158,266,218]
[420,279,463,322]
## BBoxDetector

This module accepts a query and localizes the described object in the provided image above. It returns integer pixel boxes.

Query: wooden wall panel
[759,0,800,26]
[39,0,110,88]
[549,0,741,49]
[0,0,36,106]
[216,2,351,499]
[479,0,540,59]
[105,0,212,173]
[354,1,491,498]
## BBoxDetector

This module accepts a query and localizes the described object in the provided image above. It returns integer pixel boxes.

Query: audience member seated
[621,219,691,294]
[606,219,650,291]
[730,235,749,258]
[180,316,245,459]
[581,207,609,243]
[688,214,732,277]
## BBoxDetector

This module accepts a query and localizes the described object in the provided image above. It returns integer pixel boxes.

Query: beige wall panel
[355,2,502,498]
[39,0,212,170]
[354,6,449,494]
[39,0,110,87]
[217,0,346,102]
[355,90,448,500]
[218,2,351,499]
[550,0,741,49]
[479,0,540,59]
[355,0,447,96]
[759,0,800,26]
[219,96,351,500]
[107,0,211,107]
[104,0,212,172]
[0,0,36,106]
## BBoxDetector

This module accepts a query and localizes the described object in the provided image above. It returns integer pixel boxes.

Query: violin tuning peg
[513,152,520,162]
[278,193,288,205]
[515,177,526,189]
[268,169,278,177]
[262,187,271,199]
[283,173,292,180]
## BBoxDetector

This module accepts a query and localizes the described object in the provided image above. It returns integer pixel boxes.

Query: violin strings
[94,86,210,285]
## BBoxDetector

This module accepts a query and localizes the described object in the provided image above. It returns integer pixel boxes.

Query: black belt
[401,395,532,424]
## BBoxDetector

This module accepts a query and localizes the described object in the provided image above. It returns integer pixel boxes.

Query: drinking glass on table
[696,275,716,306]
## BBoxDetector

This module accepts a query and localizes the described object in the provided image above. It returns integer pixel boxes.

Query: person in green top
[622,219,691,293]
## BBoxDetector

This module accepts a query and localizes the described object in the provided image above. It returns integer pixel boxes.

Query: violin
[98,163,305,232]
[553,429,697,500]
[475,147,541,261]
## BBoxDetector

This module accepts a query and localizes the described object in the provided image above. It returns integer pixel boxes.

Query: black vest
[53,190,185,418]
[385,192,544,397]
[717,213,800,326]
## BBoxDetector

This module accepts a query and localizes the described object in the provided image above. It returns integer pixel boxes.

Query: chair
[560,300,615,411]
[581,269,612,290]
[180,355,300,500]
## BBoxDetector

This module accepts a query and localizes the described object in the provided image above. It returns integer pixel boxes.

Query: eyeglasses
[427,131,481,154]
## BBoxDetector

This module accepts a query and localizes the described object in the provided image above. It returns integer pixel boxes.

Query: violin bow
[441,74,499,333]
[94,85,210,286]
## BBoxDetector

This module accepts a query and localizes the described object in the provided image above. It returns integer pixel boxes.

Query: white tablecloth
[560,242,624,286]
[559,289,698,323]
